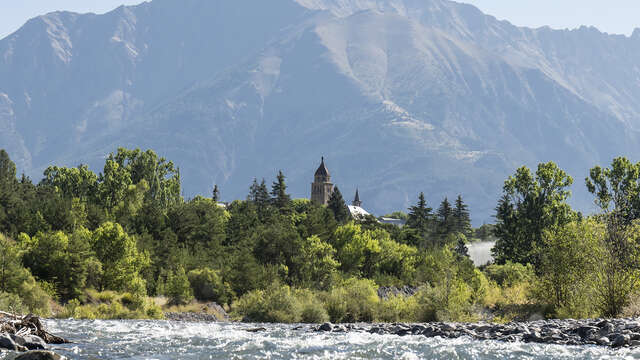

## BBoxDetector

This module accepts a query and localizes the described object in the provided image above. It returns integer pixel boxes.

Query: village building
[310,157,334,205]
[310,157,371,219]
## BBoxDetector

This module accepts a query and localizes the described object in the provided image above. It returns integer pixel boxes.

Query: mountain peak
[1,0,640,222]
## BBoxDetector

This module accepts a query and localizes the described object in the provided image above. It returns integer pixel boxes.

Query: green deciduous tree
[586,157,640,316]
[492,162,574,266]
[109,148,182,209]
[42,165,98,201]
[536,220,600,318]
[92,222,149,295]
[292,235,339,289]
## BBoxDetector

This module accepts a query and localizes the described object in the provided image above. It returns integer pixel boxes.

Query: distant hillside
[2,0,640,223]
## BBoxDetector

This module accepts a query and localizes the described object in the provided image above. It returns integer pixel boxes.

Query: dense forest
[1,148,639,323]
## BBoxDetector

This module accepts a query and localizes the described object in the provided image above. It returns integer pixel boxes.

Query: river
[468,241,495,266]
[2,320,637,359]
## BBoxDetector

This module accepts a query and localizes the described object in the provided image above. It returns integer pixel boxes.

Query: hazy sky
[0,0,638,39]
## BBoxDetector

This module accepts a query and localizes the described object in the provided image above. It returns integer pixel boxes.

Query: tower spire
[311,157,333,205]
[353,188,362,207]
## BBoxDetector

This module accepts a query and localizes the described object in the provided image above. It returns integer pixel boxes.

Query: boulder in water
[14,350,66,360]
[0,333,18,350]
[11,334,47,350]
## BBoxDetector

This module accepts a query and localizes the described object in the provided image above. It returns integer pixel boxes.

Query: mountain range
[2,0,640,223]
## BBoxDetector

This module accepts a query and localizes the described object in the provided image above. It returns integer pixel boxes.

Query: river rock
[0,333,18,351]
[612,334,630,348]
[14,350,66,360]
[312,318,640,348]
[11,334,47,350]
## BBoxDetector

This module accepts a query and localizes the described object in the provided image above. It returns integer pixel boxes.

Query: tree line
[1,147,639,321]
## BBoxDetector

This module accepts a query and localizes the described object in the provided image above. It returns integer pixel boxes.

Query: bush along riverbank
[0,312,68,359]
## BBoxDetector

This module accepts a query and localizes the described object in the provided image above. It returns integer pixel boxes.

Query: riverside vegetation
[1,148,640,326]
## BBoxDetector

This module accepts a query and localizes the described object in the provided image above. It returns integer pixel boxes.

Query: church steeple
[352,188,362,207]
[314,156,330,182]
[311,157,334,205]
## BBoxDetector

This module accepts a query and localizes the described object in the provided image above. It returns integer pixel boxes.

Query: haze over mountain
[1,0,640,223]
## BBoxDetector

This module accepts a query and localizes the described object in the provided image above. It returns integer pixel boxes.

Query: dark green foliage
[165,266,193,305]
[406,192,433,247]
[453,195,472,238]
[270,170,291,210]
[492,162,574,266]
[328,186,350,223]
[187,267,234,304]
[455,236,469,258]
[586,157,640,316]
[212,184,220,202]
[436,197,455,241]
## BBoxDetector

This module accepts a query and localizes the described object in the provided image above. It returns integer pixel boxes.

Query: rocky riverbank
[314,318,640,348]
[0,312,68,359]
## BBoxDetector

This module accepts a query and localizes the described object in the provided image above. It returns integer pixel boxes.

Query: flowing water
[468,241,495,266]
[2,320,639,359]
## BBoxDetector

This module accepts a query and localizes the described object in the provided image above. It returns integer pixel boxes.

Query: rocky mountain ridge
[1,0,639,222]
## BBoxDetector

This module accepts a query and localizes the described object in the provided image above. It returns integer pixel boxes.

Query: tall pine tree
[270,170,291,209]
[407,192,433,239]
[328,186,350,223]
[453,195,472,237]
[212,184,220,203]
[248,178,271,220]
[437,197,455,239]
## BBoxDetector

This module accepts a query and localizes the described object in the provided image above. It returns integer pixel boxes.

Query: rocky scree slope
[1,0,639,221]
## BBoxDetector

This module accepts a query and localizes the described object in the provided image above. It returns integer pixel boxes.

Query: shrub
[321,278,379,323]
[376,295,418,322]
[322,287,348,323]
[16,278,51,316]
[121,292,145,311]
[484,262,534,288]
[59,291,163,320]
[296,289,329,323]
[414,279,475,322]
[187,267,234,305]
[166,266,193,305]
[231,283,302,323]
[0,292,27,315]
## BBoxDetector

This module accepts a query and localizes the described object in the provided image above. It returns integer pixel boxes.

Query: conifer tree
[437,197,455,240]
[212,184,220,203]
[248,178,270,207]
[453,194,472,237]
[455,236,469,258]
[270,170,291,209]
[328,186,350,223]
[407,192,432,236]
